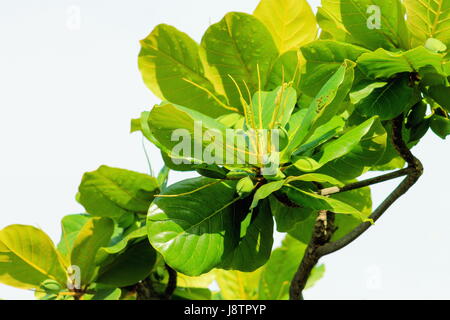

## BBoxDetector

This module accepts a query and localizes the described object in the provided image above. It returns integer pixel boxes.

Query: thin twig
[289,115,424,300]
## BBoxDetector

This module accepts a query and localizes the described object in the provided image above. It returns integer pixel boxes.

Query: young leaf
[78,165,159,219]
[139,24,231,118]
[57,214,90,258]
[254,0,317,53]
[0,225,67,289]
[70,217,114,286]
[405,0,450,47]
[201,12,279,109]
[147,177,239,276]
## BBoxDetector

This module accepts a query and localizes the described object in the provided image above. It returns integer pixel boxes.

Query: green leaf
[97,240,156,287]
[405,0,450,48]
[428,86,450,112]
[331,187,372,241]
[173,287,212,300]
[78,165,159,219]
[251,180,286,209]
[70,218,114,286]
[316,0,360,43]
[99,226,147,255]
[147,177,239,276]
[265,51,302,92]
[300,40,369,96]
[259,235,323,299]
[219,199,274,272]
[284,186,362,219]
[305,264,326,290]
[355,76,418,120]
[57,214,90,259]
[253,0,317,53]
[201,12,279,109]
[148,103,243,165]
[318,117,387,180]
[214,269,262,300]
[139,24,232,118]
[357,47,445,79]
[236,177,255,198]
[425,38,448,53]
[270,196,313,232]
[84,288,122,301]
[0,225,67,289]
[250,86,297,130]
[157,166,170,192]
[431,114,450,139]
[293,117,386,175]
[284,61,355,159]
[340,0,409,50]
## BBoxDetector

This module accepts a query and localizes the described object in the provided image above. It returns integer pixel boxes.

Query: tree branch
[289,115,424,300]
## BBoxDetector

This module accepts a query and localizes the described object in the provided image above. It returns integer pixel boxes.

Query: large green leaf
[70,218,114,286]
[0,225,67,290]
[405,0,450,47]
[57,214,90,259]
[99,226,147,255]
[357,47,445,79]
[300,40,369,96]
[201,12,279,109]
[428,85,450,112]
[97,240,156,287]
[340,0,409,50]
[219,200,274,272]
[147,177,240,276]
[148,103,252,166]
[294,116,386,172]
[78,166,159,219]
[355,76,418,120]
[254,0,317,53]
[139,24,232,118]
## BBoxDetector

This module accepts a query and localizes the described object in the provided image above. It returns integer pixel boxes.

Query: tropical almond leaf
[78,165,159,219]
[254,0,317,53]
[70,217,114,286]
[405,0,450,48]
[0,225,67,289]
[139,24,231,118]
[147,177,239,276]
[201,12,279,109]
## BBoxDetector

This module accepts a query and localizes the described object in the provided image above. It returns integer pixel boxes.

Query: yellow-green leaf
[0,225,67,289]
[405,0,450,47]
[254,0,317,53]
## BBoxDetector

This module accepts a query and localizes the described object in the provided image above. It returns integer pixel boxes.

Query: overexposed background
[0,0,449,300]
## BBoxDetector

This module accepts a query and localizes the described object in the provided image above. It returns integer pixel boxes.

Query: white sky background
[0,0,449,300]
